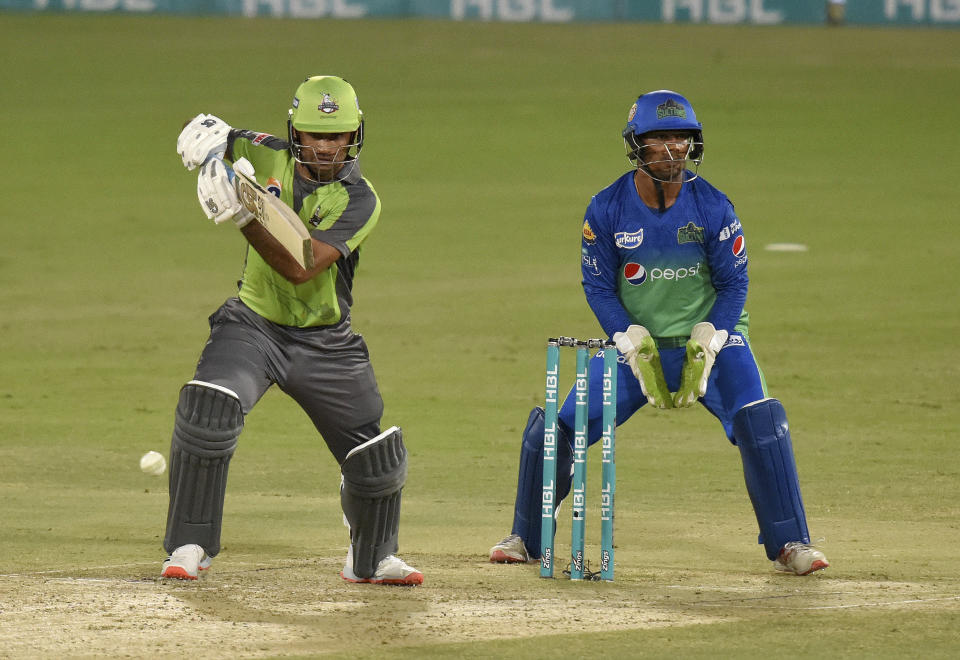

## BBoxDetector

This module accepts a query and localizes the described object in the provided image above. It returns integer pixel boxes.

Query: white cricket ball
[140,451,167,476]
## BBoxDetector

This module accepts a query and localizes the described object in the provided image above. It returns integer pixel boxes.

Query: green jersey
[228,130,380,328]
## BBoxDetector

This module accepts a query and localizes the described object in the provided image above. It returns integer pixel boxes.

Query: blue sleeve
[580,198,633,338]
[705,201,749,332]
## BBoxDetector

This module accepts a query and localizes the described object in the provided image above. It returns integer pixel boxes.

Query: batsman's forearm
[240,223,340,284]
[241,223,310,284]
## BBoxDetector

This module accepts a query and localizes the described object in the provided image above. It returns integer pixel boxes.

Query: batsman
[160,75,422,585]
[490,90,829,576]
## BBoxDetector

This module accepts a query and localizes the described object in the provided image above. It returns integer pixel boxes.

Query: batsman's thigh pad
[164,381,243,556]
[733,398,810,560]
[341,426,407,578]
[511,407,573,559]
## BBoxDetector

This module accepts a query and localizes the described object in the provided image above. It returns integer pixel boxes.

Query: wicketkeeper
[490,90,828,576]
[160,75,422,585]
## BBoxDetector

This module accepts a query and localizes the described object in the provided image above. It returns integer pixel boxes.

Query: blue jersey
[580,171,749,339]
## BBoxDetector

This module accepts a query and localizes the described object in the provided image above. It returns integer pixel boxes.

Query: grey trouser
[194,298,383,463]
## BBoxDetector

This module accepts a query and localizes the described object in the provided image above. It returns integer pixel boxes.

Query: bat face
[234,171,316,270]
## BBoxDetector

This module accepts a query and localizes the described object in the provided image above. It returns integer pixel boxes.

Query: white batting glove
[674,322,729,408]
[196,157,255,228]
[177,113,231,170]
[612,325,674,409]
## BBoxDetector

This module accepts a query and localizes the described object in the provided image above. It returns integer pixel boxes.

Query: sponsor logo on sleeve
[582,253,601,276]
[718,218,742,241]
[732,235,748,266]
[582,221,596,244]
[677,222,705,245]
[614,229,644,249]
[732,235,746,258]
[251,133,271,145]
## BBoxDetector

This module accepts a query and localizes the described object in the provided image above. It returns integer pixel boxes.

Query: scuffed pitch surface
[3,555,958,658]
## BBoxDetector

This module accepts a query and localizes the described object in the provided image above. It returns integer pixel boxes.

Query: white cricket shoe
[161,543,212,580]
[340,546,424,586]
[489,534,532,564]
[774,541,829,576]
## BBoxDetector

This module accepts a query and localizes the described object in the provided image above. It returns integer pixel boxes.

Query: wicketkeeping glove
[673,322,729,408]
[196,157,255,228]
[177,113,230,170]
[612,325,674,409]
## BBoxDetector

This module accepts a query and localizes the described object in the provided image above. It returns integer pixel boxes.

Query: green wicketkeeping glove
[613,325,674,409]
[674,322,729,408]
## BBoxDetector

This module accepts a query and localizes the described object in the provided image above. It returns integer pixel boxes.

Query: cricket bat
[233,169,315,270]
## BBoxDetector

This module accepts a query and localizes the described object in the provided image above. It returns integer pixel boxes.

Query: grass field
[1,13,959,659]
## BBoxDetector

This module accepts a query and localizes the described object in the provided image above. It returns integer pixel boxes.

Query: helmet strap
[653,180,666,212]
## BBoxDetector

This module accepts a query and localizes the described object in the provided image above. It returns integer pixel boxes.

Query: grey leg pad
[164,381,243,556]
[341,426,407,578]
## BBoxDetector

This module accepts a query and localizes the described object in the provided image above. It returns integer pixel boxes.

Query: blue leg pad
[733,398,811,560]
[510,407,572,559]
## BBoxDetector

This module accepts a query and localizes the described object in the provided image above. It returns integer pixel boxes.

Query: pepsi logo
[732,235,746,258]
[623,262,647,286]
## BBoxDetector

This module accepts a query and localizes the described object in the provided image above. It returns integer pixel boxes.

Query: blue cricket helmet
[623,90,704,162]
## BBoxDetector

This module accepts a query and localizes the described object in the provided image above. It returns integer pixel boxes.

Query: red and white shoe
[161,544,212,580]
[774,541,829,576]
[489,534,532,564]
[341,547,423,586]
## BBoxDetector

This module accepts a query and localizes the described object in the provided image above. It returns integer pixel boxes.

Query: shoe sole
[799,559,829,576]
[340,571,424,586]
[775,558,830,576]
[161,566,198,580]
[160,560,211,580]
[489,549,528,564]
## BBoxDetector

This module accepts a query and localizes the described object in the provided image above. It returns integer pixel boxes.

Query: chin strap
[653,180,666,212]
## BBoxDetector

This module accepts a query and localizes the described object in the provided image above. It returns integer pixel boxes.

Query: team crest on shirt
[677,222,704,244]
[318,93,340,114]
[615,229,644,249]
[309,206,326,227]
[623,262,647,286]
[582,221,596,244]
[266,177,282,198]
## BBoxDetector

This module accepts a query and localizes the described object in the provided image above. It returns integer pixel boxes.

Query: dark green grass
[1,14,958,657]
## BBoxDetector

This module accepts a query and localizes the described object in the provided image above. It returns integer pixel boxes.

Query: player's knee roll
[733,398,788,449]
[173,380,244,454]
[340,426,407,578]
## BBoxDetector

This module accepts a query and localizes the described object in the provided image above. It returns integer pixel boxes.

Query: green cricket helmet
[287,75,364,181]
